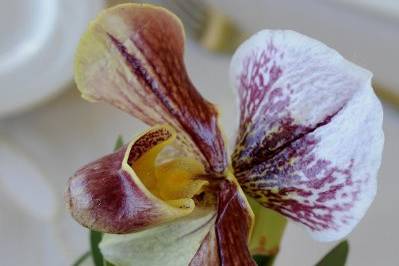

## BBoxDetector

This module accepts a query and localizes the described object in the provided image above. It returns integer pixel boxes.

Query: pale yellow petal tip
[73,3,186,101]
[80,93,96,102]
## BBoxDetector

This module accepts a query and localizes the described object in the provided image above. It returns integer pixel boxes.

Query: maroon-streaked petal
[74,4,226,173]
[65,126,195,234]
[215,180,256,265]
[189,229,220,266]
[190,179,256,266]
[230,30,384,241]
[97,179,254,266]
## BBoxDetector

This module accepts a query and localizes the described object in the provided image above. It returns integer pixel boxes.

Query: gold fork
[108,0,247,54]
[106,0,246,54]
[107,0,399,108]
[163,0,399,108]
[161,0,247,54]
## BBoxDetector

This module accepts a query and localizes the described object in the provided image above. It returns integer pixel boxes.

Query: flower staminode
[130,126,208,208]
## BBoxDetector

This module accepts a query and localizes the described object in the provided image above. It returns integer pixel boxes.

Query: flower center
[130,135,208,205]
[155,157,208,200]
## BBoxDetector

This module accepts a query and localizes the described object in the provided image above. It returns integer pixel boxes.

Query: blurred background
[0,0,398,265]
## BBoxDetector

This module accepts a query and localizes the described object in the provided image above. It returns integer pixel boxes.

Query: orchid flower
[66,3,384,265]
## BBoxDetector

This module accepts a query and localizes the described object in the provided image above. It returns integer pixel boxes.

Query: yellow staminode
[156,157,208,201]
[132,128,208,209]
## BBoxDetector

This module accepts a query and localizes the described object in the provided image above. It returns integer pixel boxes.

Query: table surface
[1,0,399,264]
[0,40,398,265]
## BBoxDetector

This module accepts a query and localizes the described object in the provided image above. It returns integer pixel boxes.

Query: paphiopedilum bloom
[66,3,384,265]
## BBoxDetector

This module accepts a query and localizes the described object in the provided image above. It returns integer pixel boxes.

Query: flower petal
[100,207,217,266]
[191,179,256,266]
[215,179,256,265]
[230,30,384,241]
[188,228,219,265]
[74,4,226,173]
[65,126,195,234]
[99,180,255,266]
[247,197,287,257]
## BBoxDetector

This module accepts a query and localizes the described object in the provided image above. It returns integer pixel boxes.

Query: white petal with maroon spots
[230,30,384,241]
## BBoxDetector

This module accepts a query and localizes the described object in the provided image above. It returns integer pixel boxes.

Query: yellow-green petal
[100,208,216,266]
[248,196,287,258]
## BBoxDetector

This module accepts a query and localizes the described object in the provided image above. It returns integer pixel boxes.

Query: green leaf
[90,230,104,266]
[72,251,90,266]
[90,228,116,266]
[114,135,124,150]
[315,240,349,266]
[253,254,275,266]
[104,261,115,266]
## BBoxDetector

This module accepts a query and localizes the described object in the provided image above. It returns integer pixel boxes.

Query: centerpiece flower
[66,3,384,265]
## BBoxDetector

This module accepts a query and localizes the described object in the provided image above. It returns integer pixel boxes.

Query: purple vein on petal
[107,32,227,173]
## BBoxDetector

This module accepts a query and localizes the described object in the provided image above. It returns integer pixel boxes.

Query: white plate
[0,0,105,118]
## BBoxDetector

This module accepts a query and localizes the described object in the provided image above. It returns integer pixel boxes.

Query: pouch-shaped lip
[66,125,197,234]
